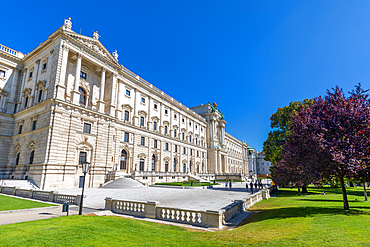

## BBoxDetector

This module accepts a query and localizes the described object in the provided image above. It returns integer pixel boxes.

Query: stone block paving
[57,182,265,211]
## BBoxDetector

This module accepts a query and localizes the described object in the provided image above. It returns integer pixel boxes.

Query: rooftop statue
[93,31,101,40]
[63,17,72,31]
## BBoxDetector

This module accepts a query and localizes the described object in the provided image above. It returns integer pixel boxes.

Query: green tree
[263,100,312,175]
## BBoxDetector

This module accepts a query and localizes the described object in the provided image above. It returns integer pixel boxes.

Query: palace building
[0,18,252,190]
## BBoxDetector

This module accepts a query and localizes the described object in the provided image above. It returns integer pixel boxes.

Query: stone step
[100,177,144,189]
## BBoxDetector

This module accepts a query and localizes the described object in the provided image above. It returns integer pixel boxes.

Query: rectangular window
[165,109,168,114]
[174,114,177,119]
[24,97,28,108]
[183,147,186,154]
[124,132,129,142]
[29,71,33,78]
[42,63,47,70]
[154,140,157,148]
[182,132,185,140]
[79,152,87,165]
[126,90,130,96]
[202,152,204,158]
[153,121,157,131]
[197,151,199,157]
[154,104,157,109]
[80,71,87,80]
[141,97,145,103]
[37,90,43,103]
[140,117,144,127]
[190,149,193,156]
[0,70,5,77]
[164,126,168,134]
[83,123,91,134]
[175,145,178,153]
[18,125,22,134]
[32,120,37,131]
[141,137,145,146]
[165,143,168,151]
[201,140,204,146]
[174,129,177,138]
[124,111,129,121]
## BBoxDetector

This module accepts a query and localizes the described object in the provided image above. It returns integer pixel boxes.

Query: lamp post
[79,161,90,215]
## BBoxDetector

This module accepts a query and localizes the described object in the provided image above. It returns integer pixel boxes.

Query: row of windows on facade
[27,62,48,79]
[81,123,205,158]
[79,150,203,173]
[124,113,204,145]
[125,90,202,130]
[14,151,34,166]
[18,120,37,135]
[22,89,45,109]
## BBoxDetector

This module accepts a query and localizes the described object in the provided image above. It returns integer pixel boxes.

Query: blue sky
[4,1,370,151]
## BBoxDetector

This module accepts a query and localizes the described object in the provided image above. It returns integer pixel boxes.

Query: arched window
[120,150,127,170]
[139,158,144,171]
[183,163,186,173]
[29,151,34,165]
[173,158,177,172]
[37,89,43,103]
[79,87,86,105]
[165,161,169,172]
[152,155,156,171]
[140,117,144,127]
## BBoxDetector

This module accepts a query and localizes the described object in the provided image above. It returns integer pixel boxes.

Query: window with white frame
[83,123,91,134]
[141,137,145,146]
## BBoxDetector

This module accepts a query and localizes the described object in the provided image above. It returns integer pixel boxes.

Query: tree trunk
[349,181,354,187]
[297,187,301,196]
[339,175,349,210]
[302,185,308,194]
[364,182,368,202]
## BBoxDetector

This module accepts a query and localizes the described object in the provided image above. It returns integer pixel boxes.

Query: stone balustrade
[0,44,24,58]
[105,188,271,229]
[0,186,79,205]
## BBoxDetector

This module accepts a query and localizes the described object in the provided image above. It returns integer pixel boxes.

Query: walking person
[229,181,232,190]
[225,181,228,190]
[250,181,254,194]
[246,182,249,191]
[254,181,258,191]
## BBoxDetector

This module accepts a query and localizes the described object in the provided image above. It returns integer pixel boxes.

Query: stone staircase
[0,179,39,190]
[101,177,144,189]
[188,174,208,183]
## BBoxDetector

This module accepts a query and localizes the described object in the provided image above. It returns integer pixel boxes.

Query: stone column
[108,73,117,116]
[6,68,19,113]
[18,68,28,111]
[97,67,106,113]
[30,59,41,106]
[72,53,82,104]
[217,151,221,174]
[56,45,69,100]
[116,80,122,119]
[132,88,138,125]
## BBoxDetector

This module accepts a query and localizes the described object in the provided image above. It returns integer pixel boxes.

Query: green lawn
[0,187,369,246]
[0,194,57,211]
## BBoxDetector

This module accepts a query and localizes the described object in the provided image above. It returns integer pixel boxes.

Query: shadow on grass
[238,206,370,227]
[298,199,363,203]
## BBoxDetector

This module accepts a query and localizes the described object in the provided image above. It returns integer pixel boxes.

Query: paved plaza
[57,181,266,211]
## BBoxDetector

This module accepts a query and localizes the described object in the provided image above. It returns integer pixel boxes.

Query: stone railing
[105,188,271,228]
[0,186,80,205]
[0,44,24,58]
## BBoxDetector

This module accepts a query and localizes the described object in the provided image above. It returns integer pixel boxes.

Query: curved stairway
[101,177,144,189]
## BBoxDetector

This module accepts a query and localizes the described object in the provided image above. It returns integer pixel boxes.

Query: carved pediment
[65,32,119,65]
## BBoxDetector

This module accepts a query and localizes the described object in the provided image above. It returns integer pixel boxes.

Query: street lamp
[79,161,90,215]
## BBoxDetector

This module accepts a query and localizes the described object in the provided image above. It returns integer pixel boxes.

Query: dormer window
[80,71,87,80]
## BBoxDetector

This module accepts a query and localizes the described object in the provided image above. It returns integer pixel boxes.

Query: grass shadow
[238,206,369,227]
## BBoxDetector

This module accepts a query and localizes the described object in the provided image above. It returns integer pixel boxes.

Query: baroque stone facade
[0,18,251,189]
